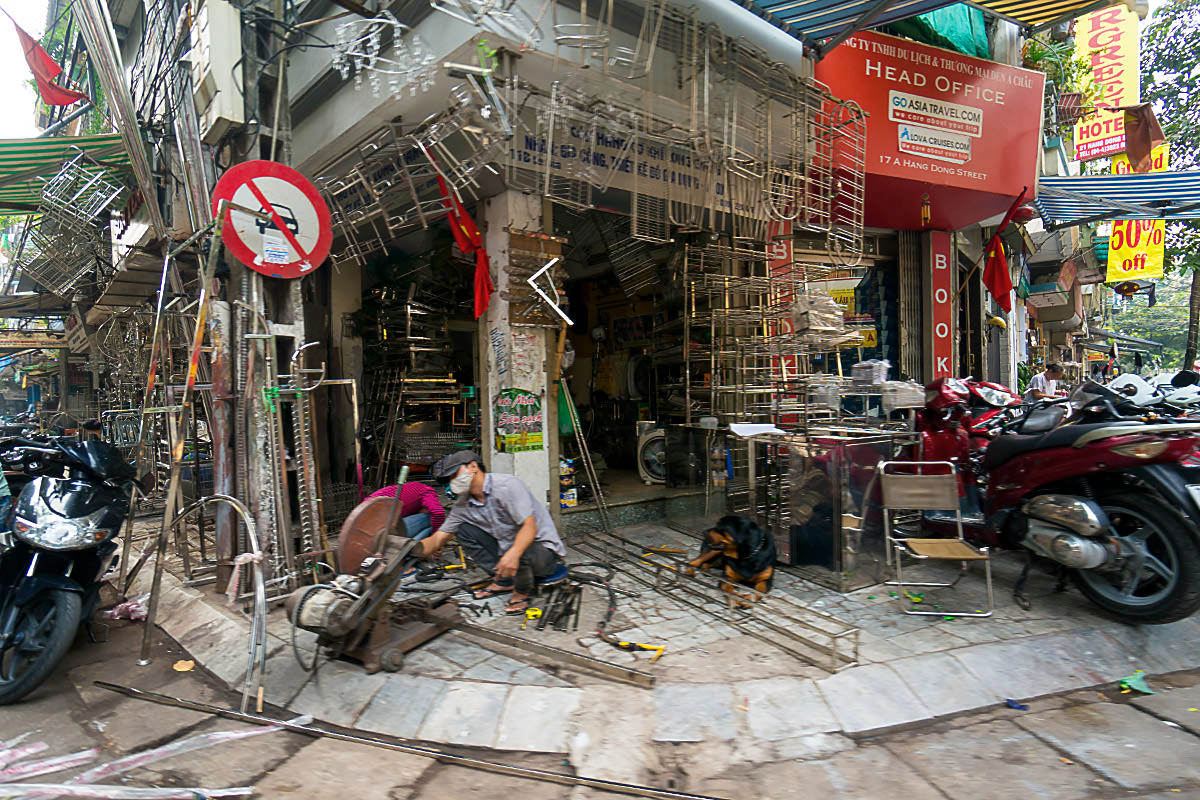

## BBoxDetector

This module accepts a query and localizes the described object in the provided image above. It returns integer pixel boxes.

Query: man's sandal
[505,598,531,615]
[472,585,513,600]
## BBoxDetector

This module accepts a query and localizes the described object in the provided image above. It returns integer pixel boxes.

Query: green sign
[494,388,543,453]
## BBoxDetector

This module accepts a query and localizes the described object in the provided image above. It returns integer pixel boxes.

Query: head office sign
[816,32,1043,231]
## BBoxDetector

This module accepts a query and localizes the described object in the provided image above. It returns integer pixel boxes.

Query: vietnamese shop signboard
[0,332,67,350]
[510,118,736,213]
[816,32,1044,231]
[925,231,954,379]
[494,388,544,453]
[1073,5,1139,161]
[1107,145,1169,283]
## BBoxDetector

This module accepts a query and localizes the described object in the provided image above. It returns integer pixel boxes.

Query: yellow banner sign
[1073,5,1139,161]
[1107,144,1168,283]
[1108,220,1164,281]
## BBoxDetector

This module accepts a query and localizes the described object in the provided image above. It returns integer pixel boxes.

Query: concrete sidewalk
[131,518,1200,788]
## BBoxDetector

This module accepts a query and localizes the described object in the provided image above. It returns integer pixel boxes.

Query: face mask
[449,472,473,495]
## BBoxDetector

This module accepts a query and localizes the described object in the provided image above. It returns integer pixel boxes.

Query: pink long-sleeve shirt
[366,482,447,530]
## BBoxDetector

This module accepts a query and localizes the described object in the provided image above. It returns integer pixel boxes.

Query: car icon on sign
[256,204,300,235]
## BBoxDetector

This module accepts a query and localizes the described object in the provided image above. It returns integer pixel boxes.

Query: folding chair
[879,460,994,618]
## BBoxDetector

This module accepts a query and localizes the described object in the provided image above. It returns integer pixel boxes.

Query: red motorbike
[913,377,1200,624]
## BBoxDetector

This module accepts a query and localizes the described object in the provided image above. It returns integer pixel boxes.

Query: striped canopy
[739,0,1129,55]
[1034,171,1200,228]
[0,133,131,213]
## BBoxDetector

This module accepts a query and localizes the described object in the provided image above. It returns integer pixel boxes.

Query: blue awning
[736,0,1127,55]
[1034,171,1200,230]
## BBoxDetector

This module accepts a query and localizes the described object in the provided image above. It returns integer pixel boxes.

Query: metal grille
[898,230,923,380]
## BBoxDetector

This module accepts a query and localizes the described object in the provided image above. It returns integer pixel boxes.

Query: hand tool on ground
[521,607,542,630]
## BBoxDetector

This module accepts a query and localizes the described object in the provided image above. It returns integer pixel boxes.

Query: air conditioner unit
[190,0,244,145]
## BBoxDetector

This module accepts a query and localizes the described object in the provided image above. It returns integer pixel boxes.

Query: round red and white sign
[211,160,332,279]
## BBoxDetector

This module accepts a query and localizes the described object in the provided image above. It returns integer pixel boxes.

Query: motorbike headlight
[1110,440,1168,460]
[13,516,110,550]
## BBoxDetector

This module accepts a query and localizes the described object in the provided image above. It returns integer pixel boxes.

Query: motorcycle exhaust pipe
[1022,495,1110,538]
[1024,521,1112,569]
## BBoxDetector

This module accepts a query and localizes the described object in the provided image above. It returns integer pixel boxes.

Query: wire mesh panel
[539,82,597,211]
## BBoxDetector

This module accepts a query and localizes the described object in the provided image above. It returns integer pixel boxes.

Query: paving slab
[356,674,449,740]
[652,683,737,742]
[289,660,387,727]
[817,662,931,733]
[496,685,582,752]
[421,634,497,669]
[1133,685,1200,736]
[884,719,1098,800]
[417,681,511,747]
[261,649,315,708]
[1017,703,1200,790]
[952,629,1136,701]
[732,677,838,741]
[69,661,225,753]
[889,651,1002,717]
[127,718,300,788]
[403,647,468,679]
[569,685,662,785]
[749,745,944,799]
[257,737,432,800]
[1103,616,1200,675]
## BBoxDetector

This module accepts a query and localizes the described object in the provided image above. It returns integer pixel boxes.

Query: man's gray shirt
[439,473,566,557]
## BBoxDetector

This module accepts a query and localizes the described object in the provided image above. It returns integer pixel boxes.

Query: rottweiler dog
[687,514,776,605]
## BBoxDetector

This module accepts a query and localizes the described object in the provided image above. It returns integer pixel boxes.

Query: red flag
[8,15,88,106]
[434,174,493,319]
[982,235,1012,313]
[980,187,1028,312]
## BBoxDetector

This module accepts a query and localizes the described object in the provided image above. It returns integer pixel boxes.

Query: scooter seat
[983,422,1119,469]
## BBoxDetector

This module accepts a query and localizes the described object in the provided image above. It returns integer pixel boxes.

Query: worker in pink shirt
[366,482,446,541]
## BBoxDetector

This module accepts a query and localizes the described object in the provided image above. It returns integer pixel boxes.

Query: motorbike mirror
[1172,370,1200,388]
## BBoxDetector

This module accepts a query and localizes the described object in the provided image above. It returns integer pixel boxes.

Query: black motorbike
[0,437,136,704]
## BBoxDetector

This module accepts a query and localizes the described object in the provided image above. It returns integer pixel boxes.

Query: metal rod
[139,202,230,668]
[92,683,724,800]
[452,621,655,687]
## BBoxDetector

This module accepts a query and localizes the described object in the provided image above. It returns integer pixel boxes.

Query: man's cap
[430,450,482,481]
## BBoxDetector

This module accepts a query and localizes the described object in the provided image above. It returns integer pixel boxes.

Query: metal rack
[733,426,919,592]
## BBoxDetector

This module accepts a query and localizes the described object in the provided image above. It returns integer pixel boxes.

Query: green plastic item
[1118,670,1155,694]
[882,4,990,59]
[557,382,576,436]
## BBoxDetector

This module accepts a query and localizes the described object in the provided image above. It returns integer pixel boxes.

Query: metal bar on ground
[451,621,656,688]
[93,682,722,800]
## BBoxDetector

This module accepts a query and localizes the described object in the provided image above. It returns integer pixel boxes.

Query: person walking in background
[367,480,446,541]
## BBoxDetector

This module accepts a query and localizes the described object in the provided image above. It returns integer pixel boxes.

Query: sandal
[472,585,513,600]
[505,597,532,615]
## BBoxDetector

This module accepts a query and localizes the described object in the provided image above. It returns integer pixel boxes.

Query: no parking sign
[212,160,332,279]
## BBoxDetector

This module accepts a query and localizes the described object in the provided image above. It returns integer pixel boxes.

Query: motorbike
[915,377,1200,624]
[0,436,136,704]
[1107,370,1200,417]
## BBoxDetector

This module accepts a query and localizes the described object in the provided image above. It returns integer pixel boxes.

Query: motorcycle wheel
[0,590,82,705]
[1072,492,1200,624]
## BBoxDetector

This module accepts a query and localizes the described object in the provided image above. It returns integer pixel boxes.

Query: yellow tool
[439,546,470,570]
[645,546,686,554]
[521,608,542,630]
[614,640,666,661]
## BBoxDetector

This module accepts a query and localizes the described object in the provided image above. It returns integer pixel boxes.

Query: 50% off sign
[1107,219,1165,282]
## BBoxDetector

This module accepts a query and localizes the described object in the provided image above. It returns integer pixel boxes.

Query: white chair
[879,460,994,618]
